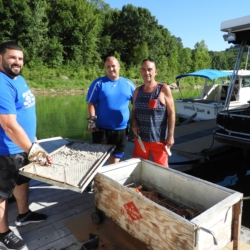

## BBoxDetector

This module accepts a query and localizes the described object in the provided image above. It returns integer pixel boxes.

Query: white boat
[214,15,250,150]
[175,69,250,121]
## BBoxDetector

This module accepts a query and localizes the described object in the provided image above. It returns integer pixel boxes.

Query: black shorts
[0,152,31,199]
[92,128,128,158]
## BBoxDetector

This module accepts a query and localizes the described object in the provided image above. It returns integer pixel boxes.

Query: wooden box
[94,158,243,250]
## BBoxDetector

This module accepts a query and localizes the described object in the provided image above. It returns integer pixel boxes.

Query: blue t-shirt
[86,76,135,130]
[0,72,36,154]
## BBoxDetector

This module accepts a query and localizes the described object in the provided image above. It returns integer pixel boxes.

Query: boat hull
[214,107,250,149]
[175,99,250,121]
[175,99,224,120]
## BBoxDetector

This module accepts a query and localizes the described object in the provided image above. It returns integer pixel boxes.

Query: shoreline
[31,84,202,96]
[32,89,87,96]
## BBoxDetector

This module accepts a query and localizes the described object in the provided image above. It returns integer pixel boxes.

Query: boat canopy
[175,69,233,81]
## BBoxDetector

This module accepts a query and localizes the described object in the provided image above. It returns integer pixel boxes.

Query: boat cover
[176,69,233,81]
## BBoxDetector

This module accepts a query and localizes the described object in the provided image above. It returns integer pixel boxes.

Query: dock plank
[5,136,249,249]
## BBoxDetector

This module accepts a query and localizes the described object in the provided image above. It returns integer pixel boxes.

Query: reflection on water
[190,148,250,228]
[217,174,238,186]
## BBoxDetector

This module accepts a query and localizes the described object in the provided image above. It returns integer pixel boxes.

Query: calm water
[35,89,198,140]
[35,90,250,228]
[36,94,91,141]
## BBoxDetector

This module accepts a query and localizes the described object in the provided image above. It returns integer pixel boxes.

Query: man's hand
[132,124,139,136]
[28,143,52,166]
[87,116,98,132]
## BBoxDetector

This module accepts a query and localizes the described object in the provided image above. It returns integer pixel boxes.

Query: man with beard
[0,41,52,249]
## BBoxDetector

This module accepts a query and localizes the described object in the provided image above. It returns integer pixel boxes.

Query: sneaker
[0,230,25,250]
[15,211,47,227]
[84,181,94,194]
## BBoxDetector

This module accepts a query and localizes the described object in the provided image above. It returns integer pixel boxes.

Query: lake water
[35,89,198,140]
[35,90,250,228]
[36,94,90,141]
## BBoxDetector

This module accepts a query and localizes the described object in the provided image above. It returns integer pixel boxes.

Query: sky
[104,0,250,52]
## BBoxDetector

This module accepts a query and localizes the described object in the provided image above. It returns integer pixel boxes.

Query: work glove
[28,143,49,166]
[87,116,98,132]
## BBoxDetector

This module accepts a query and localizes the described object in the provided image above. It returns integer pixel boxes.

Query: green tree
[23,0,49,67]
[105,4,159,66]
[178,47,192,74]
[0,0,32,46]
[192,40,212,71]
[47,0,102,66]
[130,42,149,66]
[210,51,228,70]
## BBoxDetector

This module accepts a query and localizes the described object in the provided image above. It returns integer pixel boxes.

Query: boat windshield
[242,76,250,87]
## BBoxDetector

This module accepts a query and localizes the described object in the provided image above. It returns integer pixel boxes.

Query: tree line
[0,0,249,84]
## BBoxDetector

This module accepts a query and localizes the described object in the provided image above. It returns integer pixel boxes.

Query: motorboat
[214,106,250,150]
[214,15,250,149]
[175,69,250,121]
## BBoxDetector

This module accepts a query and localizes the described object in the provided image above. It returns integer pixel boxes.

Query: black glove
[87,116,98,132]
[28,143,49,166]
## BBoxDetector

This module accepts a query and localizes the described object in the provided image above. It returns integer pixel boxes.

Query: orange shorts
[132,139,169,167]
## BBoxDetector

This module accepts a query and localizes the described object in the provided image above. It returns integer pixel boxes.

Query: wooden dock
[7,137,250,249]
[8,179,250,250]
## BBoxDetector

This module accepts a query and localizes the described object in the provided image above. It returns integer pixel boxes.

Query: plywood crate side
[95,173,196,250]
[195,205,233,249]
[95,159,243,250]
[191,194,242,250]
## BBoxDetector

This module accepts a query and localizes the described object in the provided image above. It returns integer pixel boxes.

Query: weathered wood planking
[95,173,195,250]
[94,158,243,250]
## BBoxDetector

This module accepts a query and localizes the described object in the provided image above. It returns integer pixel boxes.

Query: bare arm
[0,114,32,153]
[0,114,52,166]
[131,87,140,136]
[88,102,96,117]
[162,84,175,147]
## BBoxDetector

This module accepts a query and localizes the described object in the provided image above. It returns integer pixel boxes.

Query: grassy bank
[22,66,203,93]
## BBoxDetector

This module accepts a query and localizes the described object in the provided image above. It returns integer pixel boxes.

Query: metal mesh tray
[19,140,114,192]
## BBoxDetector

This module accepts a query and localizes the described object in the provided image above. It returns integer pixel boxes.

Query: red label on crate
[124,201,142,221]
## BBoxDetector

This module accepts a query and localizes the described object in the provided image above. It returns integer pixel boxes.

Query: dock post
[232,200,242,250]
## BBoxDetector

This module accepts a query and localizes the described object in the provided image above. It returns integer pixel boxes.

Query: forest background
[1,0,249,92]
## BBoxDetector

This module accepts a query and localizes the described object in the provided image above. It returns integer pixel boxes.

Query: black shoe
[0,230,25,250]
[15,210,47,227]
[85,181,94,194]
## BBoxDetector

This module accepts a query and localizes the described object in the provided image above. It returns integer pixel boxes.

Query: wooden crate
[94,158,243,250]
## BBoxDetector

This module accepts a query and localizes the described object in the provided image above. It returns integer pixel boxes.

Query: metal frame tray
[19,137,115,193]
